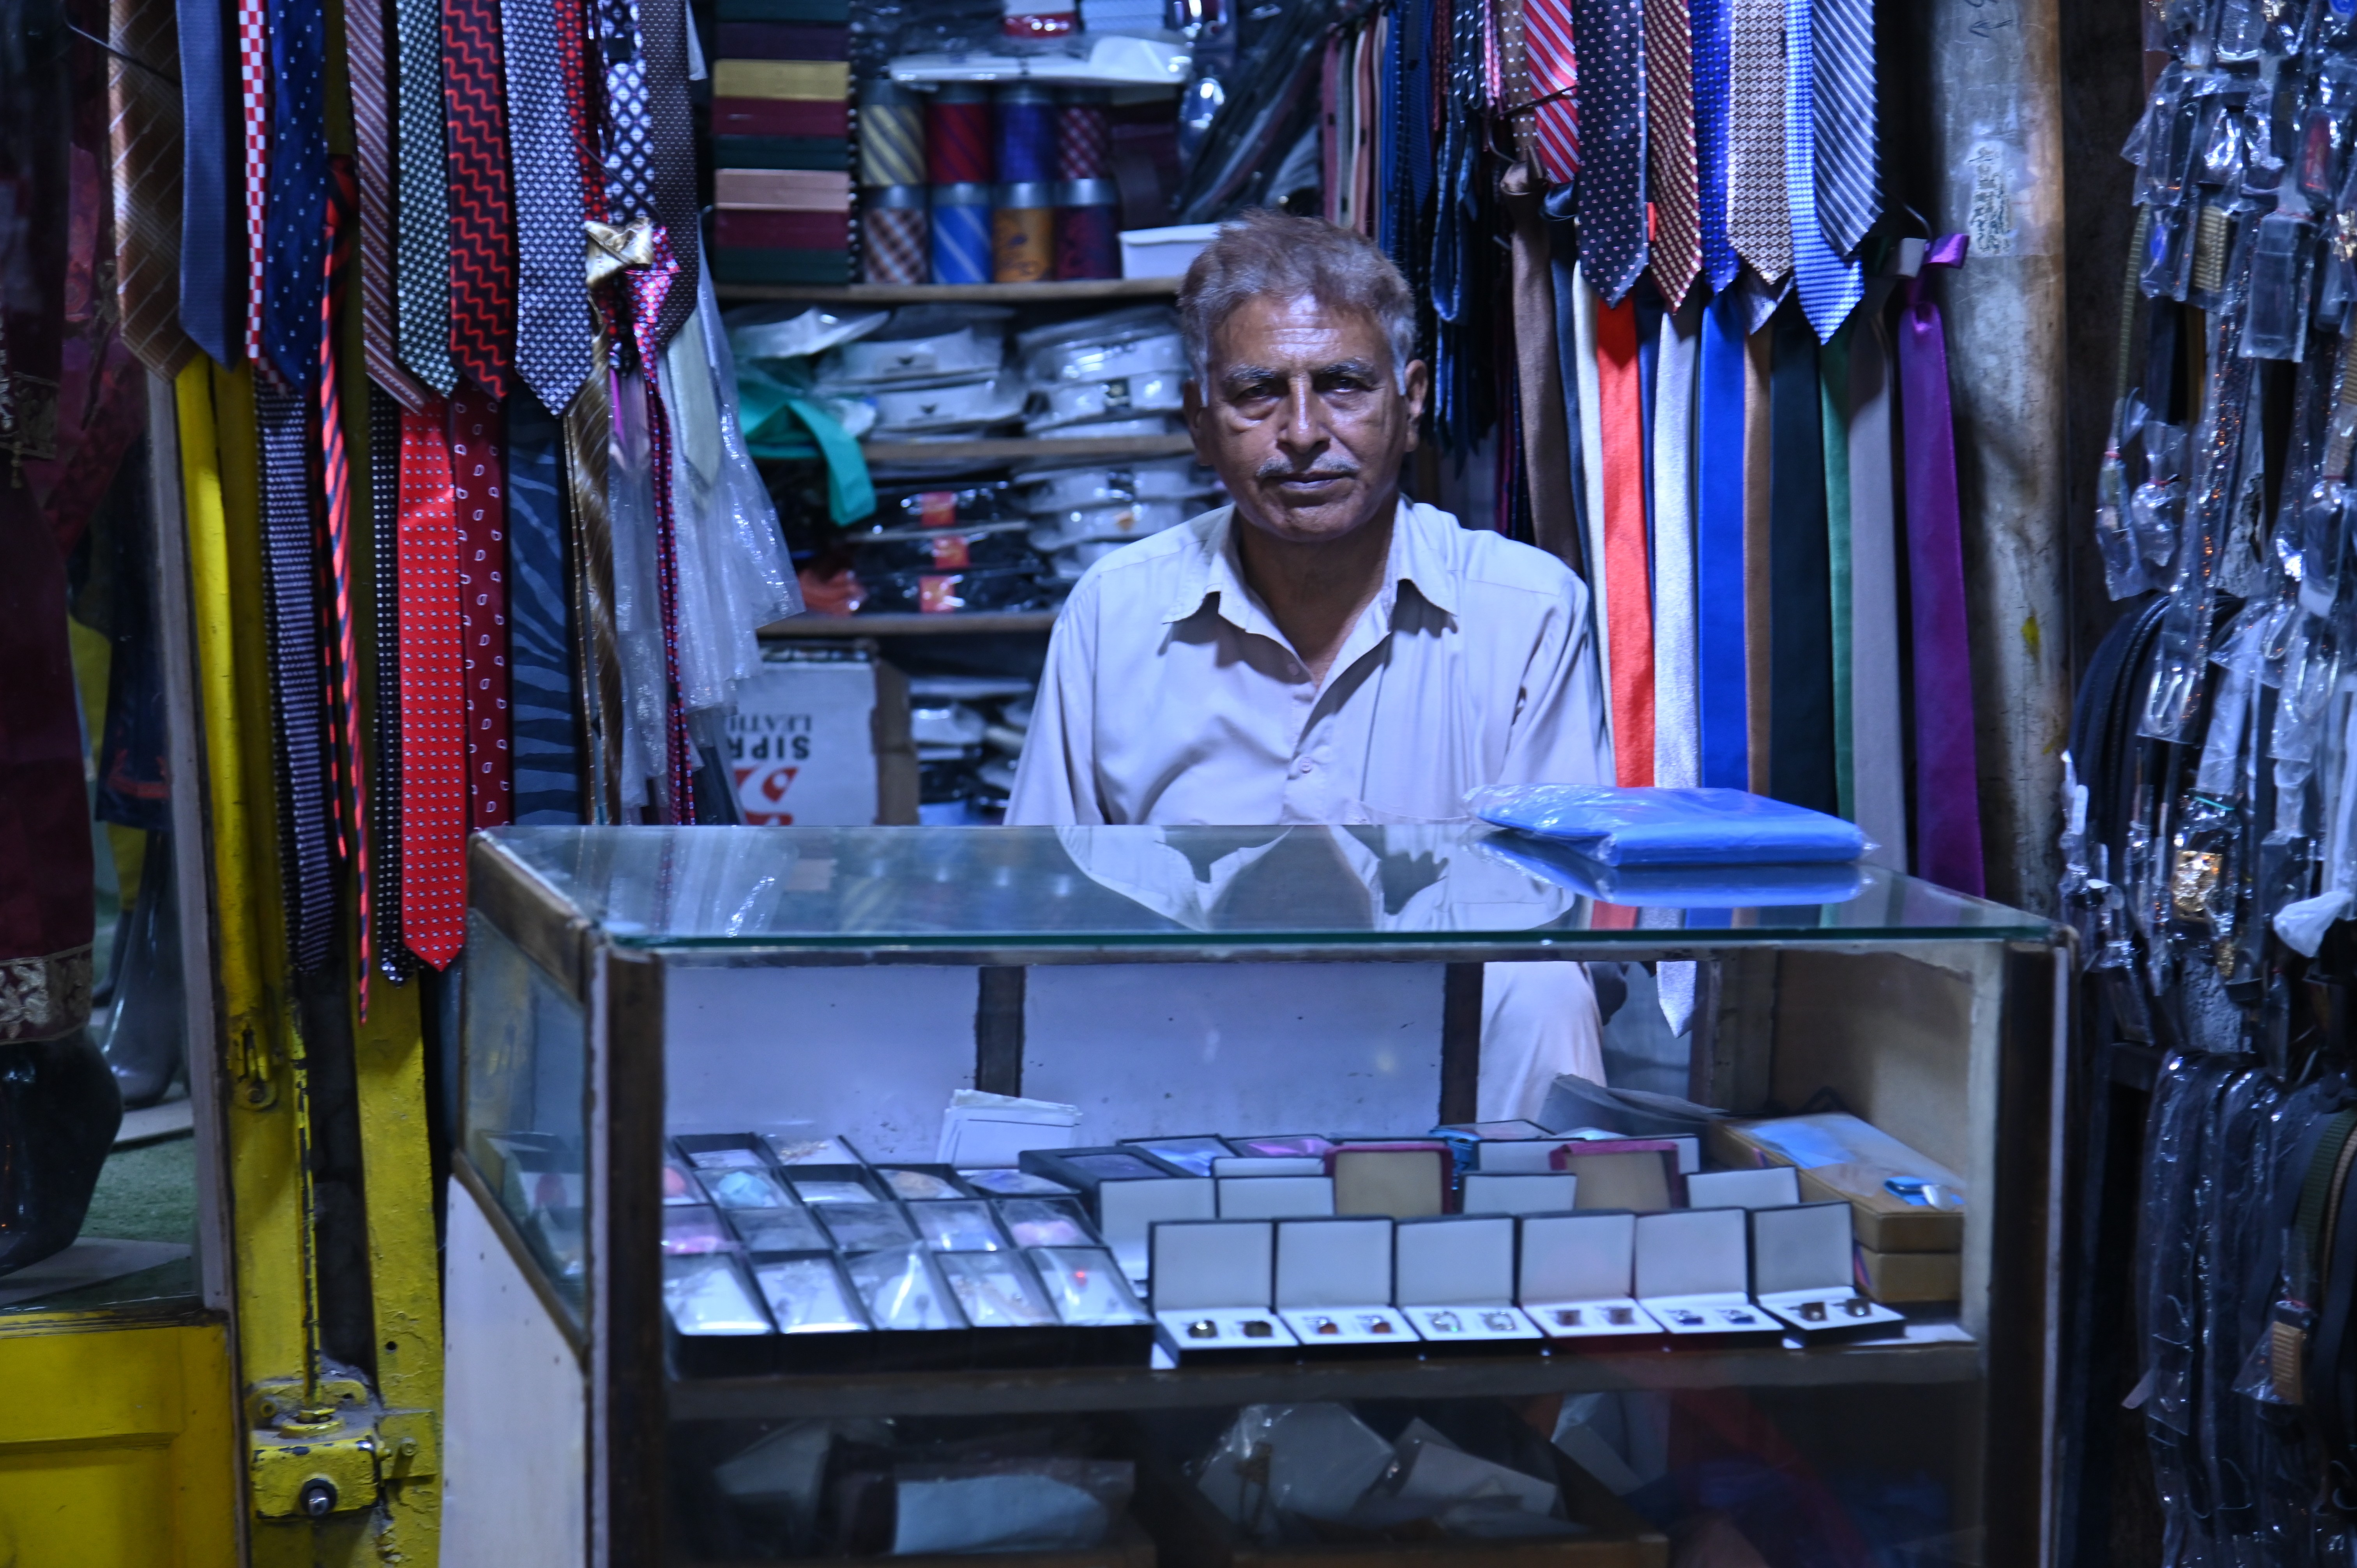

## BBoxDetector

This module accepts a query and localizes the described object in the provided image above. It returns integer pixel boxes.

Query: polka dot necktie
[1573,0,1648,304]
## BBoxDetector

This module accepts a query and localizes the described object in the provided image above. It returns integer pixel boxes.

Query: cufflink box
[1473,1131,1701,1176]
[1461,1172,1578,1216]
[1210,1156,1324,1178]
[1027,1244,1156,1366]
[1633,1208,1780,1346]
[1020,1147,1215,1281]
[1272,1216,1418,1357]
[1216,1174,1336,1220]
[762,1132,862,1167]
[934,1247,1068,1368]
[744,1250,876,1374]
[664,1247,789,1377]
[1517,1210,1664,1345]
[1148,1219,1298,1364]
[781,1164,893,1208]
[1551,1139,1686,1211]
[842,1244,975,1370]
[1684,1166,1801,1211]
[1752,1202,1908,1341]
[1435,1119,1555,1141]
[726,1200,833,1257]
[1327,1141,1452,1219]
[1394,1215,1542,1353]
[1119,1134,1234,1176]
[1224,1133,1336,1159]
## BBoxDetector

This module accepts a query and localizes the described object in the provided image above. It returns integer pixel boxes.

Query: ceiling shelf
[717,277,1179,306]
[762,611,1060,637]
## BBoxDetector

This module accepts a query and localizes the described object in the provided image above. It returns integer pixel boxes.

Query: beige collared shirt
[1007,499,1611,826]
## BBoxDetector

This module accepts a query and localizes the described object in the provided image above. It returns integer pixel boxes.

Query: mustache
[1255,459,1360,482]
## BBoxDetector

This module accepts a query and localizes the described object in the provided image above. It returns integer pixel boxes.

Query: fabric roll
[1742,312,1773,788]
[1766,305,1835,815]
[1846,276,1907,869]
[717,19,846,53]
[1595,293,1656,784]
[994,85,1055,184]
[927,85,991,183]
[1652,301,1701,788]
[1820,321,1855,819]
[857,78,924,185]
[504,390,585,823]
[931,184,991,283]
[1054,89,1111,179]
[1052,182,1118,280]
[1695,291,1747,788]
[1898,238,1984,895]
[862,194,928,284]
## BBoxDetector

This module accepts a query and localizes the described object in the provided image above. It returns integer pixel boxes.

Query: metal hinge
[246,1375,441,1520]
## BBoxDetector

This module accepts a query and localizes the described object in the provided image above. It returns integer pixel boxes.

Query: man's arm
[1004,583,1106,825]
[1500,573,1613,788]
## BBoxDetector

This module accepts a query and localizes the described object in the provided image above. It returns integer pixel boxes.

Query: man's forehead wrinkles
[1215,357,1383,385]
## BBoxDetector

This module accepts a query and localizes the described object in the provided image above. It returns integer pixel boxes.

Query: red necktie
[320,162,373,1010]
[447,388,514,828]
[398,403,468,969]
[1523,0,1579,185]
[443,0,514,397]
[1595,295,1656,785]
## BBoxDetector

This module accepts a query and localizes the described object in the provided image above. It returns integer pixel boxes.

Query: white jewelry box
[1474,1132,1700,1175]
[1461,1172,1578,1216]
[1684,1166,1801,1210]
[1148,1218,1299,1363]
[1210,1156,1324,1178]
[1633,1208,1779,1344]
[1750,1201,1906,1341]
[1394,1216,1541,1350]
[1097,1176,1217,1283]
[1516,1211,1663,1342]
[1216,1174,1337,1220]
[1272,1216,1418,1354]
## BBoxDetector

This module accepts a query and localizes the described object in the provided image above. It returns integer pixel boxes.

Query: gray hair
[1177,209,1418,389]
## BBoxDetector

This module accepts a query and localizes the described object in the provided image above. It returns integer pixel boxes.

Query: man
[1007,209,1610,1117]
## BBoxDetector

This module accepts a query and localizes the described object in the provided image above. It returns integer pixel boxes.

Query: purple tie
[1898,233,1982,897]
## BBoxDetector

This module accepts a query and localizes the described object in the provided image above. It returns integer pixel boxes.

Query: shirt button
[1297,759,1315,774]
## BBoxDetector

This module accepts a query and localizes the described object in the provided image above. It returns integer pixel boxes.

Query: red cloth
[710,98,848,138]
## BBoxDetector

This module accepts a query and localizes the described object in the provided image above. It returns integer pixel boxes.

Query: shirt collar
[1161,498,1460,627]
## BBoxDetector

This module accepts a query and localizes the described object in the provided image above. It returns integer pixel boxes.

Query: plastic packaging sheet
[1478,833,1869,906]
[892,1460,1135,1555]
[1466,786,1870,866]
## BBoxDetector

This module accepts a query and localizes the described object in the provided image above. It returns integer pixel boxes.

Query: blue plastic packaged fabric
[1479,833,1868,906]
[1464,785,1870,867]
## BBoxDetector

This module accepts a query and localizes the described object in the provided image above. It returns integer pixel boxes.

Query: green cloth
[1820,323,1856,823]
[737,360,875,524]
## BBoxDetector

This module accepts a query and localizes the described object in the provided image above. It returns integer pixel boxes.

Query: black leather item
[0,1032,125,1277]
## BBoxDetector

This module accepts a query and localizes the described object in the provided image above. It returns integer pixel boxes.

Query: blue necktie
[177,0,242,362]
[1785,0,1861,339]
[1696,291,1749,788]
[504,389,587,823]
[1812,0,1878,255]
[263,0,329,385]
[1691,0,1737,293]
[1576,0,1649,303]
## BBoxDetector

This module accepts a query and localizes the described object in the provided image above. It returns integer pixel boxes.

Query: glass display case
[443,824,2066,1567]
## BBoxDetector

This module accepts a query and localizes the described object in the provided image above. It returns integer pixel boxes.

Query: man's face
[1184,294,1429,546]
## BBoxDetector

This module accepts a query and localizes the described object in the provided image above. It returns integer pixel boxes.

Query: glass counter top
[484,824,2053,952]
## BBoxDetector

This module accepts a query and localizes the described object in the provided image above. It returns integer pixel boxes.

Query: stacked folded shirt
[1016,456,1219,579]
[1016,304,1188,437]
[814,306,1026,440]
[711,1,855,284]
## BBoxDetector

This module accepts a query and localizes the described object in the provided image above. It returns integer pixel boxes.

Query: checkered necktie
[1725,0,1790,282]
[1645,0,1700,305]
[236,0,270,365]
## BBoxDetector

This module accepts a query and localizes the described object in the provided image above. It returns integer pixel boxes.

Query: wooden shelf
[670,1339,1982,1421]
[715,278,1180,306]
[762,611,1059,637]
[862,433,1195,465]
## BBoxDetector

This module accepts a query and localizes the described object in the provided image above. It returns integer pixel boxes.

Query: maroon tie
[447,388,514,828]
[443,0,515,397]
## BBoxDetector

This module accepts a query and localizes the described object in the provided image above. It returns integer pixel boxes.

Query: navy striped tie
[1811,0,1878,256]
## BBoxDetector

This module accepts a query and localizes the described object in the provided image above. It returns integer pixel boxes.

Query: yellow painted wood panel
[0,1321,238,1568]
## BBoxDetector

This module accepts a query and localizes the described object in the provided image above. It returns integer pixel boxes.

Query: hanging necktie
[1523,0,1580,185]
[398,401,469,969]
[505,392,585,822]
[1724,0,1788,284]
[1596,293,1656,784]
[368,385,413,980]
[445,0,517,397]
[318,163,372,1005]
[1742,314,1773,786]
[1767,304,1836,815]
[256,379,335,972]
[237,0,270,366]
[1696,292,1748,788]
[639,0,703,349]
[448,388,516,828]
[1645,0,1700,305]
[1811,0,1877,256]
[1653,304,1701,787]
[108,0,196,376]
[1846,273,1907,867]
[1505,163,1581,569]
[1690,0,1735,298]
[345,0,433,408]
[1898,236,1984,895]
[395,0,459,392]
[629,233,700,819]
[1821,320,1855,818]
[504,0,596,411]
[1571,265,1616,733]
[178,0,242,362]
[1574,0,1647,303]
[1784,0,1861,338]
[262,0,328,386]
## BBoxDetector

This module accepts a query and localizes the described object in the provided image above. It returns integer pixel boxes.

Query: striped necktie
[318,162,373,1003]
[1523,0,1579,185]
[504,0,596,411]
[1812,0,1878,256]
[1724,0,1788,283]
[1785,0,1861,337]
[394,0,458,392]
[345,0,433,407]
[107,0,196,376]
[1573,0,1647,303]
[1691,0,1737,293]
[1645,0,1700,305]
[444,0,516,397]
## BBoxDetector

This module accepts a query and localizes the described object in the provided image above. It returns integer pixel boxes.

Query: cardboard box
[725,644,917,825]
[1855,1243,1961,1304]
[1707,1119,1964,1254]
